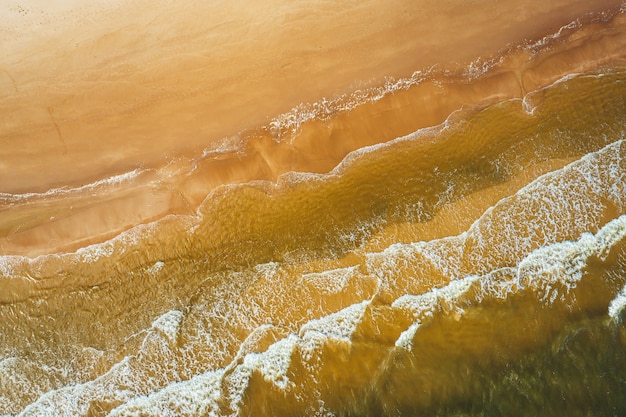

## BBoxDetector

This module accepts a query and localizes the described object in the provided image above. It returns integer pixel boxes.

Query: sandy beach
[1,0,624,256]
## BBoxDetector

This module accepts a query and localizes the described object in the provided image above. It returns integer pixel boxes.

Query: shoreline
[1,2,625,257]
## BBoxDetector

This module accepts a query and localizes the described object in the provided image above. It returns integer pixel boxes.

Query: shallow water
[2,2,626,416]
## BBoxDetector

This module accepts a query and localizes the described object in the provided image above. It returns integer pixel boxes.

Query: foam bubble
[146,261,165,275]
[362,139,626,307]
[109,332,300,417]
[394,322,421,350]
[16,356,139,417]
[267,70,430,143]
[527,19,582,52]
[109,325,298,417]
[462,54,505,80]
[241,334,298,390]
[0,256,18,277]
[301,266,358,294]
[609,284,626,320]
[392,275,478,320]
[516,234,595,303]
[75,241,115,264]
[108,370,224,417]
[151,310,183,346]
[200,135,245,159]
[277,170,327,187]
[521,95,538,115]
[0,169,144,203]
[299,301,368,342]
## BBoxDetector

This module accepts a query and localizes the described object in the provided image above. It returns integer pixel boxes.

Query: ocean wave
[8,137,626,417]
[91,213,626,417]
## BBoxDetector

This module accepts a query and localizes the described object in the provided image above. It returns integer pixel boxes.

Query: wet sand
[1,0,625,256]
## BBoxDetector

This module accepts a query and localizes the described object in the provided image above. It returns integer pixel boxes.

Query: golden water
[1,1,626,416]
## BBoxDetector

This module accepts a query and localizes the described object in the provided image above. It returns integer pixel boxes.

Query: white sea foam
[208,139,626,391]
[14,307,196,416]
[108,370,224,417]
[146,261,165,275]
[130,301,368,415]
[17,356,137,417]
[526,19,582,52]
[151,310,183,346]
[301,266,358,294]
[109,328,299,416]
[609,284,626,320]
[265,12,594,146]
[200,135,245,158]
[277,170,327,187]
[0,256,18,277]
[520,71,593,116]
[240,334,298,390]
[267,70,431,143]
[330,123,442,177]
[514,214,626,303]
[366,237,465,293]
[521,94,537,115]
[299,301,368,342]
[75,240,115,264]
[26,212,624,415]
[462,54,505,80]
[392,276,478,322]
[460,140,625,271]
[394,322,421,350]
[0,216,173,304]
[516,235,595,303]
[390,214,626,350]
[6,91,625,417]
[109,333,300,417]
[0,168,144,203]
[362,139,626,313]
[391,276,478,351]
[253,261,281,278]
